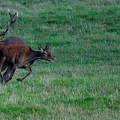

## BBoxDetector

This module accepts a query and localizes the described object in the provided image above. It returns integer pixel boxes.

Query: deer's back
[2,36,25,45]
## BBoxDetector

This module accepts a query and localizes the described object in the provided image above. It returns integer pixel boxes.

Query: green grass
[0,0,120,119]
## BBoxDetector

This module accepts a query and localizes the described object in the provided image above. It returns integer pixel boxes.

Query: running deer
[0,43,54,83]
[0,9,25,72]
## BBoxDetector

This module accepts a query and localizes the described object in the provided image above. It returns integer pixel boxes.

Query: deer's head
[38,44,54,62]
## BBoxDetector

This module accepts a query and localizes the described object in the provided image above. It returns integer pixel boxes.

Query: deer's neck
[21,50,43,67]
[30,50,43,60]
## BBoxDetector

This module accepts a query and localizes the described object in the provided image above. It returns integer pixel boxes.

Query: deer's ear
[45,43,49,50]
[38,46,44,53]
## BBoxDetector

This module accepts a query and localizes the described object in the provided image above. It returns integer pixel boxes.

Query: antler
[0,9,18,40]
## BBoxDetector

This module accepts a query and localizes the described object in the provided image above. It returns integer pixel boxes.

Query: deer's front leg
[17,67,32,81]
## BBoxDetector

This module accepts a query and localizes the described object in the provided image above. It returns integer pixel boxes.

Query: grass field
[0,0,120,119]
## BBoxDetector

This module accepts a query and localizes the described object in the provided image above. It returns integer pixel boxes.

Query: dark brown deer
[0,9,25,72]
[0,43,54,83]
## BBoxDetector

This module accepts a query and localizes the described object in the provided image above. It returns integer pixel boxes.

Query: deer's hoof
[16,78,22,81]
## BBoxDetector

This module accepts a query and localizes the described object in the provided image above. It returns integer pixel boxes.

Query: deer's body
[0,36,25,72]
[2,45,41,68]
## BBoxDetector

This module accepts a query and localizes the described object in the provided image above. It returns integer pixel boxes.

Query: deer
[0,10,54,83]
[0,43,54,83]
[0,9,25,72]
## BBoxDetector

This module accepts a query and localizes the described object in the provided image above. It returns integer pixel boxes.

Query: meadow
[0,0,120,119]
